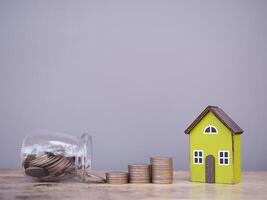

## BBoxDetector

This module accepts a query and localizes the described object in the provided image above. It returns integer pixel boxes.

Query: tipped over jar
[20,131,101,182]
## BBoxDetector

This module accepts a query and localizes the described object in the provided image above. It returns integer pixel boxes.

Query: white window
[218,151,229,165]
[204,125,218,134]
[193,150,203,164]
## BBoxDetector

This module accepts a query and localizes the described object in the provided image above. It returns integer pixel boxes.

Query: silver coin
[106,172,128,178]
[51,158,70,175]
[46,156,65,174]
[23,154,36,169]
[42,155,62,168]
[30,154,49,166]
[25,166,48,178]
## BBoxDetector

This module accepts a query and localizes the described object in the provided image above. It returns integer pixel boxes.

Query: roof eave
[184,106,244,135]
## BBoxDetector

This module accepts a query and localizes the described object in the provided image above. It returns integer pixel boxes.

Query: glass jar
[21,130,104,183]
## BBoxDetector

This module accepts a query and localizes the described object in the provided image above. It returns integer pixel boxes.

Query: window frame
[193,150,204,165]
[203,125,218,134]
[218,150,230,166]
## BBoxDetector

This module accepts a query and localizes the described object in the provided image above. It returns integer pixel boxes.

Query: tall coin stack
[105,172,128,184]
[150,157,173,184]
[128,164,151,183]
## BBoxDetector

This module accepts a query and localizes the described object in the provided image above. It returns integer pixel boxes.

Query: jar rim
[77,133,92,175]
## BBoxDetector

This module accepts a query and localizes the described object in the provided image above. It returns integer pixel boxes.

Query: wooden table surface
[0,170,266,200]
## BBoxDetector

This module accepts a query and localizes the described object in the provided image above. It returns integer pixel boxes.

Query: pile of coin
[128,164,151,184]
[150,157,173,184]
[105,172,128,184]
[23,152,76,182]
[22,153,174,184]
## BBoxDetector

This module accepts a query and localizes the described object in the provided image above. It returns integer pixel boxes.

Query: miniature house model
[184,106,243,184]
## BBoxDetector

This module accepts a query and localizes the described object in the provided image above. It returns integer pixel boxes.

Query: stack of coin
[150,157,173,184]
[128,164,151,184]
[105,172,128,184]
[23,152,76,182]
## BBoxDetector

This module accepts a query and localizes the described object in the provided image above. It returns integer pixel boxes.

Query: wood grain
[0,170,266,200]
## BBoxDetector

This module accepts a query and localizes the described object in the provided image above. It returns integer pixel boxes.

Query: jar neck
[76,134,92,176]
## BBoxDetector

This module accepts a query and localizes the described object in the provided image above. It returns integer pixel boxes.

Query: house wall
[189,112,234,184]
[234,134,241,183]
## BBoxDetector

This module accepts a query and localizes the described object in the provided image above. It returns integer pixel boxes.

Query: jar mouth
[77,134,92,175]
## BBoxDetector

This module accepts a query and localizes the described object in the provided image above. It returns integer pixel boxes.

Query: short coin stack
[150,157,173,184]
[128,164,151,184]
[105,172,128,184]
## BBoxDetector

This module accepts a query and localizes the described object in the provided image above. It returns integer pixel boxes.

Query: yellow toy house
[184,106,243,184]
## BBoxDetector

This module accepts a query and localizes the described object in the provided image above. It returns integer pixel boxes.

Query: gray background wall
[0,0,266,171]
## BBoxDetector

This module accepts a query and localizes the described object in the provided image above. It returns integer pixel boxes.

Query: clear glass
[21,130,93,182]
